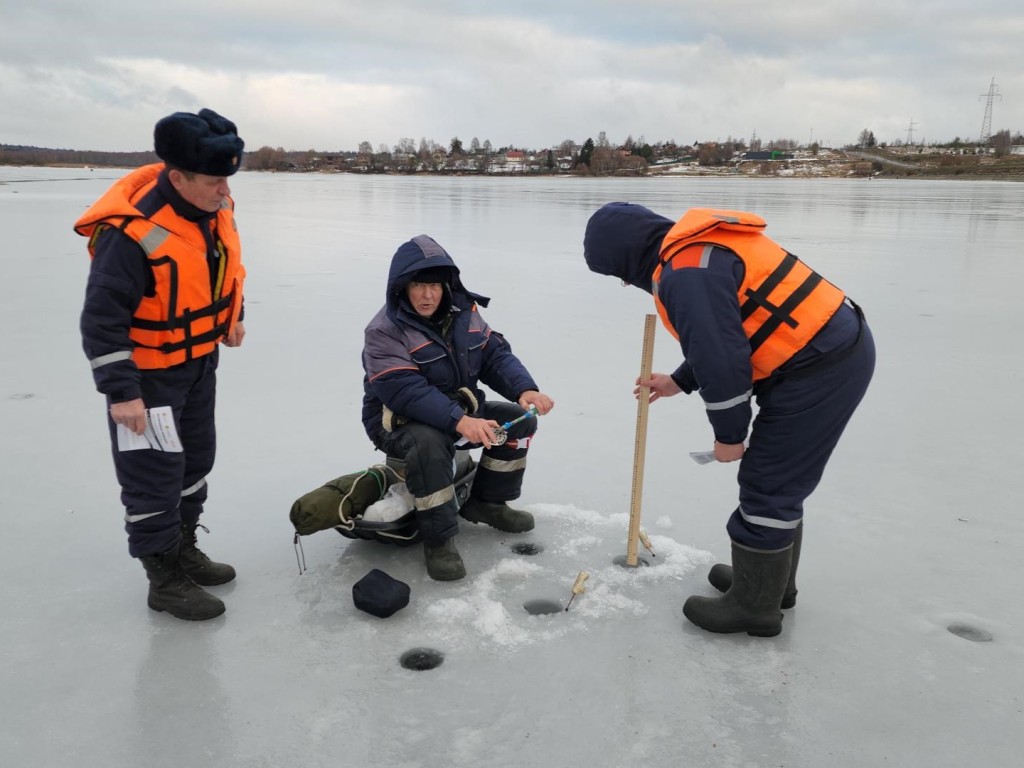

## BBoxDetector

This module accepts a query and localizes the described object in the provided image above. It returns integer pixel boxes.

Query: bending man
[584,203,874,637]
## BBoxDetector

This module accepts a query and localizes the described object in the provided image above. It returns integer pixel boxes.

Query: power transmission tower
[905,118,917,145]
[979,77,1001,145]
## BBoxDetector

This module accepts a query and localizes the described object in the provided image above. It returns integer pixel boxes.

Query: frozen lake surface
[2,167,1022,767]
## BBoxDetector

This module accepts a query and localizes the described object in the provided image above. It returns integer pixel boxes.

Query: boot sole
[459,516,534,534]
[682,600,783,637]
[148,600,226,621]
[685,614,782,638]
[184,571,237,586]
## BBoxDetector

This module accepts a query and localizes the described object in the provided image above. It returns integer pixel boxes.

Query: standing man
[362,235,555,581]
[584,203,874,637]
[76,109,246,621]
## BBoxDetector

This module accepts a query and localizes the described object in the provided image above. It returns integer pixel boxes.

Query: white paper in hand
[116,406,183,452]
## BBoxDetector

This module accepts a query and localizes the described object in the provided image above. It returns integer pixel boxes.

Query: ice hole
[947,623,993,642]
[400,647,445,670]
[523,599,562,616]
[510,542,543,556]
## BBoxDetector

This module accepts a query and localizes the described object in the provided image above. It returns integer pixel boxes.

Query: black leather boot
[683,541,792,637]
[179,521,236,586]
[141,544,225,621]
[459,497,534,533]
[423,537,467,581]
[708,523,802,608]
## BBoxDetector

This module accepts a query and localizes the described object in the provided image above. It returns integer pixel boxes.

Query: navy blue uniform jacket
[361,235,538,447]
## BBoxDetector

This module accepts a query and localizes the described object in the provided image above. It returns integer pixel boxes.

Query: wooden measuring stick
[626,314,656,567]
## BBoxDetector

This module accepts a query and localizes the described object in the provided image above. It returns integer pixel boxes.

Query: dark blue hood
[583,202,674,294]
[386,235,489,315]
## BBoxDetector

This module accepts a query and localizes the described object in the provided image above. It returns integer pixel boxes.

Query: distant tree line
[0,145,157,167]
[855,128,1022,157]
[4,126,1022,174]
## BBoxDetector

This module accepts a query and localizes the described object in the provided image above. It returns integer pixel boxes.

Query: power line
[979,77,1001,145]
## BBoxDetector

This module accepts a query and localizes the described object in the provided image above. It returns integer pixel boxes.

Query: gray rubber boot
[423,537,467,581]
[459,498,534,533]
[179,521,236,586]
[683,541,792,637]
[708,523,802,608]
[141,544,226,621]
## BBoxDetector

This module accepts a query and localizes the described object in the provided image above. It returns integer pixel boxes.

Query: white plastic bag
[362,482,415,522]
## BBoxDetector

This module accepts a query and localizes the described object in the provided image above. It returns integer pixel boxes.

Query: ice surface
[2,168,1022,767]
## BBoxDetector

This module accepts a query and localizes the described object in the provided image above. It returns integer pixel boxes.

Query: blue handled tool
[492,405,538,446]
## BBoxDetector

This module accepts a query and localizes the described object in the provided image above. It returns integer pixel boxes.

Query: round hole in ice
[947,623,993,642]
[510,542,543,556]
[523,599,562,616]
[612,554,650,568]
[400,647,445,670]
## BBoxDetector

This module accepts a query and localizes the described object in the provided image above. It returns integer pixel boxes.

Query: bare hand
[518,390,555,415]
[634,372,681,404]
[714,441,745,463]
[110,398,147,435]
[223,321,245,347]
[456,415,501,448]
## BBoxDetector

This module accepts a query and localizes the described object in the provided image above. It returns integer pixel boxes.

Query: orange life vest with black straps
[653,208,844,381]
[74,164,245,370]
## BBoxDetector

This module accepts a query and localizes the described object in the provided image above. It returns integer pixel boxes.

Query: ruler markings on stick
[626,314,656,567]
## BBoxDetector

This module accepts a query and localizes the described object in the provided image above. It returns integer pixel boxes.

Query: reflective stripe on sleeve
[705,389,753,411]
[90,350,133,370]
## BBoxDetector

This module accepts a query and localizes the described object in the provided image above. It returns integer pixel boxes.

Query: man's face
[169,169,231,213]
[406,280,444,318]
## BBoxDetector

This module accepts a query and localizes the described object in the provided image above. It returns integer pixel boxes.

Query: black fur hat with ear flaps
[154,108,245,176]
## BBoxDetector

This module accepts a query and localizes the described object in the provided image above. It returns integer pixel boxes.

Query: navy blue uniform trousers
[106,350,218,558]
[380,401,537,545]
[726,308,876,550]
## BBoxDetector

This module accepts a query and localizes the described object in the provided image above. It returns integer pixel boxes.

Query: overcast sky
[2,0,1021,153]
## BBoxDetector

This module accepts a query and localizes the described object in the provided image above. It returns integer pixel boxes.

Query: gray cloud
[1,0,1020,152]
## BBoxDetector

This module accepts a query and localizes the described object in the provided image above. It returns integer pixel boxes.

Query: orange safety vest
[653,208,844,381]
[74,164,245,369]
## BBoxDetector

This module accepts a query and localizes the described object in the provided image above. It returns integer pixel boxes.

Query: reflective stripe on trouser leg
[105,354,218,557]
[381,421,459,546]
[178,477,209,527]
[727,321,875,549]
[471,401,537,503]
[177,351,218,527]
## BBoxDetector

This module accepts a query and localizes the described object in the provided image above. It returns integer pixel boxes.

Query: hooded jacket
[585,202,849,445]
[361,235,538,446]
